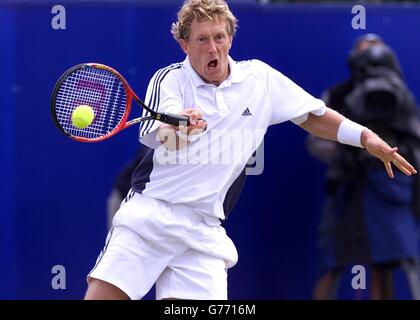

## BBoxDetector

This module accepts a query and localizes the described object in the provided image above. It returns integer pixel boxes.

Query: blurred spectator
[307,33,420,299]
[106,148,149,228]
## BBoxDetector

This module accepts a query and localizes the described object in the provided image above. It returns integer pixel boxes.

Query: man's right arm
[139,69,183,149]
[157,108,207,151]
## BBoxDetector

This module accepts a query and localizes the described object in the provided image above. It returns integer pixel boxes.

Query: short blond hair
[171,0,238,41]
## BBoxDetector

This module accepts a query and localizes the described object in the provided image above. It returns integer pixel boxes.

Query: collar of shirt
[183,55,245,88]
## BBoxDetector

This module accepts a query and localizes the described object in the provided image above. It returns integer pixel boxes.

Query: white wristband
[337,118,366,148]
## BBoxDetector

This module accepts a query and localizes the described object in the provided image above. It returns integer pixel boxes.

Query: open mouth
[207,59,218,69]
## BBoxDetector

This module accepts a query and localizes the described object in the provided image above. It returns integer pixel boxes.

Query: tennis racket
[51,63,191,142]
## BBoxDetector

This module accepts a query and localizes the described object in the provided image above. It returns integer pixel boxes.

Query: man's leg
[313,269,342,300]
[84,278,130,300]
[371,265,394,300]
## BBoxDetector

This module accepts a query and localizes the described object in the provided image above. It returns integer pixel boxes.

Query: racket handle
[157,112,190,126]
[157,112,208,127]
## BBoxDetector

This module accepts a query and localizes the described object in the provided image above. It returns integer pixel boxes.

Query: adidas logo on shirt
[242,107,252,116]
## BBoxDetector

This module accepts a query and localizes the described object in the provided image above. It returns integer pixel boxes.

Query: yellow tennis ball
[72,105,94,129]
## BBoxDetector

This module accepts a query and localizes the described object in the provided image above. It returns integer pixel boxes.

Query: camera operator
[307,34,420,300]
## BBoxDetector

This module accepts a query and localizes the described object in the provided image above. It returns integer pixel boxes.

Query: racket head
[51,63,134,142]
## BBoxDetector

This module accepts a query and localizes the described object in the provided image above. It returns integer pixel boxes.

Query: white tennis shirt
[133,56,326,223]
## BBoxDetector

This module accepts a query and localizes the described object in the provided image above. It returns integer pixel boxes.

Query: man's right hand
[157,108,207,151]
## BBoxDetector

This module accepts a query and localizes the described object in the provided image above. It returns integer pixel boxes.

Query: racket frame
[51,63,189,143]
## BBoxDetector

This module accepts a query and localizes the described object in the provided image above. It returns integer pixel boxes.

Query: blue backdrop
[1,1,419,299]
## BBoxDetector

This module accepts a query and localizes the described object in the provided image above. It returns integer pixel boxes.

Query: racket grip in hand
[159,112,207,127]
[158,112,190,126]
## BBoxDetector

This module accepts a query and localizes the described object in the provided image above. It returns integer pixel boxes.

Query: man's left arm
[299,107,417,178]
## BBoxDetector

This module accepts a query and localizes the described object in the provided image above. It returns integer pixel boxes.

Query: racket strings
[54,66,127,140]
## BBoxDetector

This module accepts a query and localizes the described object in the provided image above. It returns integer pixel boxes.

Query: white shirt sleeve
[138,68,183,148]
[255,60,326,125]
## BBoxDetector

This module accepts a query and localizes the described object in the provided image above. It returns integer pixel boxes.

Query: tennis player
[85,0,416,300]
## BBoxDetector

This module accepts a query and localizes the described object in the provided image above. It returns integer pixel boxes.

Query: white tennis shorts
[87,191,238,300]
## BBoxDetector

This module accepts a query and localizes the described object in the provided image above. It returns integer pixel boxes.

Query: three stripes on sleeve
[139,63,183,138]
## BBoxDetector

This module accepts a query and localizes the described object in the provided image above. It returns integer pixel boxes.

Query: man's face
[357,39,384,53]
[180,18,232,86]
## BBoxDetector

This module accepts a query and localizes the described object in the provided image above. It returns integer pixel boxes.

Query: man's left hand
[361,129,417,178]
